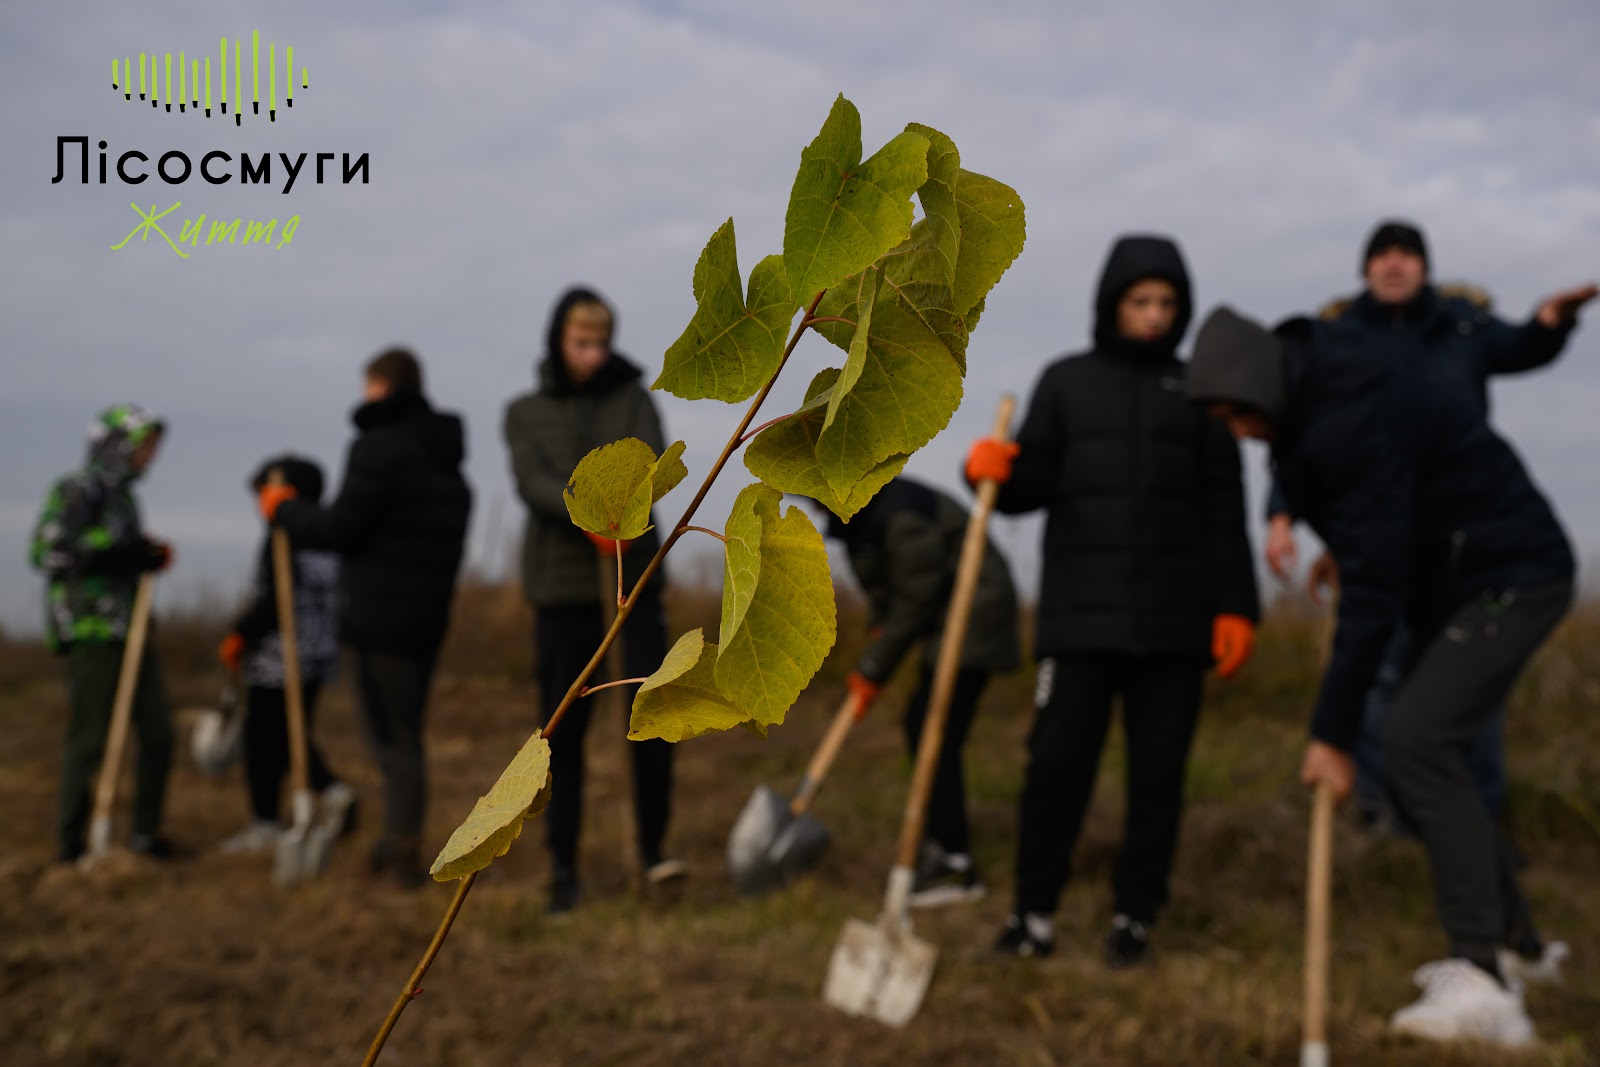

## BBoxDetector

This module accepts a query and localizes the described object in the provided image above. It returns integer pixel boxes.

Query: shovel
[728,689,867,894]
[269,509,321,889]
[83,571,157,863]
[822,395,1014,1027]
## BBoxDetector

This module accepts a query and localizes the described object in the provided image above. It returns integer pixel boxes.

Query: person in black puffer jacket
[964,235,1260,966]
[266,348,472,887]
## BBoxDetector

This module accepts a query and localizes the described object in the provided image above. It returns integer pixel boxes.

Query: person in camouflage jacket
[29,405,175,862]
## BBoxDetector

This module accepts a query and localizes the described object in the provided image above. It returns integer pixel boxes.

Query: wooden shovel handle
[789,691,867,816]
[88,571,156,851]
[269,471,310,800]
[892,396,1015,871]
[1303,780,1334,1058]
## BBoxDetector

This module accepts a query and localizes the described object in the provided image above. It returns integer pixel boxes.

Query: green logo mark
[111,32,308,126]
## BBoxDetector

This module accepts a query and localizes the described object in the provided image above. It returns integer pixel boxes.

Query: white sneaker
[1499,941,1570,989]
[219,820,282,854]
[1390,958,1535,1048]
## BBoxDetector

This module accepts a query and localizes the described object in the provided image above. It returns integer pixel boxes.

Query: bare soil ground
[2,589,1597,1066]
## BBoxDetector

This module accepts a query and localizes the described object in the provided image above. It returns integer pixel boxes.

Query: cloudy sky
[3,0,1597,634]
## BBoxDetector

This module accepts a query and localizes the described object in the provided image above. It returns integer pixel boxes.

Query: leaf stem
[736,411,797,447]
[614,538,624,606]
[360,871,477,1067]
[360,288,826,1065]
[802,315,852,327]
[579,676,649,697]
[680,525,727,542]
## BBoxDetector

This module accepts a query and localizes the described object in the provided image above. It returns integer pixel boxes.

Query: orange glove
[965,438,1020,486]
[258,483,298,523]
[846,671,881,712]
[1212,614,1255,679]
[218,632,246,673]
[585,530,635,555]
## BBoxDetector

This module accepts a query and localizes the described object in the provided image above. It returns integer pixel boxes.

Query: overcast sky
[3,0,1597,634]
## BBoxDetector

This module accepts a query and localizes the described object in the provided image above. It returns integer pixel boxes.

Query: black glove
[86,538,170,576]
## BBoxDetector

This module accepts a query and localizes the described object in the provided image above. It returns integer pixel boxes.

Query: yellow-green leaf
[430,732,553,881]
[784,95,929,302]
[714,484,836,728]
[951,168,1026,321]
[564,438,687,540]
[744,369,909,520]
[654,221,798,403]
[627,628,749,742]
[824,267,880,433]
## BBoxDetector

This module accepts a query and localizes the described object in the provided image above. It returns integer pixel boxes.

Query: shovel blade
[769,812,829,883]
[822,917,937,1027]
[727,785,790,893]
[273,791,318,890]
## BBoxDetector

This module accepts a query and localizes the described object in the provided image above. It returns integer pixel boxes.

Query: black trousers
[537,585,672,872]
[901,666,989,857]
[242,682,338,822]
[1013,653,1204,923]
[57,642,172,853]
[354,650,438,842]
[1383,581,1571,970]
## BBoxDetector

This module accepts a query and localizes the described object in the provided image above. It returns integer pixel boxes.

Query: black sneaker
[1104,914,1151,969]
[547,865,580,915]
[994,914,1054,958]
[127,833,180,859]
[909,852,985,908]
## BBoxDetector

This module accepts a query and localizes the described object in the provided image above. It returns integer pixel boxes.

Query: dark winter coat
[275,390,472,655]
[826,477,1020,683]
[1265,285,1573,518]
[1188,308,1573,749]
[993,236,1260,661]
[503,291,667,607]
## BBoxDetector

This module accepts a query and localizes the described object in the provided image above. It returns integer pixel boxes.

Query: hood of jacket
[85,404,164,484]
[538,286,646,397]
[352,389,466,469]
[1186,305,1287,422]
[1091,235,1194,357]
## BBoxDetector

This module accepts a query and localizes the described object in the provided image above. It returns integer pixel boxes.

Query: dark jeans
[1383,581,1570,972]
[243,682,339,822]
[1013,653,1204,923]
[354,650,438,843]
[537,584,672,873]
[902,666,989,857]
[57,642,173,854]
[1354,623,1507,820]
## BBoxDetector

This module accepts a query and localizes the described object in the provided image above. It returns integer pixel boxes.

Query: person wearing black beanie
[1363,219,1429,275]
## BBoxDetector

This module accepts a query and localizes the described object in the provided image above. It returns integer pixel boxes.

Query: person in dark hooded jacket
[1188,290,1591,1047]
[263,348,472,888]
[964,235,1260,966]
[821,476,1020,907]
[216,455,353,856]
[503,287,679,913]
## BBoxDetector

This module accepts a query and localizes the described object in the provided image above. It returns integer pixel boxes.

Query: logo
[111,32,308,126]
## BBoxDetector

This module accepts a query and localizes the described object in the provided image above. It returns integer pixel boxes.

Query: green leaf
[784,95,929,302]
[714,483,836,728]
[951,168,1026,320]
[744,369,909,520]
[564,438,687,540]
[824,267,880,433]
[627,629,749,742]
[430,731,553,881]
[808,290,965,495]
[654,220,798,402]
